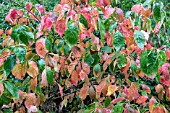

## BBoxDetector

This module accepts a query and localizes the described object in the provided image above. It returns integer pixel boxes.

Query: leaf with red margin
[27,61,39,78]
[0,82,4,97]
[166,49,170,60]
[160,76,170,86]
[57,83,63,99]
[71,70,78,86]
[136,96,148,104]
[12,63,26,80]
[55,19,66,37]
[36,38,48,58]
[79,84,89,100]
[152,106,165,113]
[8,9,18,20]
[165,87,170,101]
[18,90,27,104]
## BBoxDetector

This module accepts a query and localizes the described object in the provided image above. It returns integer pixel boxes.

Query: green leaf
[46,68,54,84]
[79,14,88,28]
[4,81,19,99]
[130,61,137,75]
[113,31,125,51]
[140,50,159,75]
[3,108,13,113]
[64,44,71,55]
[91,53,100,66]
[153,2,162,22]
[111,102,124,113]
[134,30,146,49]
[64,25,79,47]
[104,97,111,108]
[37,59,45,70]
[4,55,16,76]
[117,55,127,69]
[14,47,26,63]
[109,22,117,33]
[94,64,101,74]
[84,54,94,66]
[98,18,105,42]
[45,37,52,51]
[101,46,112,53]
[157,50,166,66]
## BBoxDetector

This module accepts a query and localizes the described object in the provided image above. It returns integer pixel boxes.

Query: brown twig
[10,0,41,22]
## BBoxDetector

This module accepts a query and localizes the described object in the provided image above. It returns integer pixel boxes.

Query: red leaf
[0,82,4,97]
[55,19,66,37]
[127,82,139,101]
[71,70,79,86]
[79,84,89,100]
[158,63,170,76]
[166,49,170,60]
[149,96,156,113]
[35,38,48,58]
[12,63,26,80]
[25,2,32,11]
[160,75,170,86]
[153,22,161,34]
[27,61,39,78]
[111,97,125,105]
[136,96,148,104]
[152,106,165,113]
[8,9,18,20]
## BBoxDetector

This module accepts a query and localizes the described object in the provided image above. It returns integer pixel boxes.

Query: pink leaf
[41,69,47,87]
[35,38,48,58]
[104,8,115,18]
[71,70,79,86]
[55,19,66,37]
[153,22,161,34]
[57,83,63,99]
[25,93,37,109]
[131,4,143,14]
[25,2,32,11]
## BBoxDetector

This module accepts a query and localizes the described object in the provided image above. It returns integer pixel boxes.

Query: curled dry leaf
[27,61,39,78]
[12,63,26,80]
[35,38,48,58]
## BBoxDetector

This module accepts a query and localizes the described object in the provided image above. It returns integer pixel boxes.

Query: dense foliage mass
[0,0,170,113]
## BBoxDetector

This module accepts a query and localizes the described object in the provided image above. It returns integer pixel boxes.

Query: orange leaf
[116,8,124,21]
[106,85,118,96]
[128,82,139,101]
[79,84,89,100]
[30,77,37,91]
[12,63,26,80]
[71,70,78,86]
[0,29,3,35]
[149,96,156,113]
[155,84,164,93]
[166,49,170,60]
[35,38,48,58]
[27,61,39,78]
[0,82,4,97]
